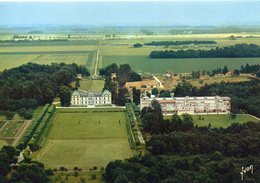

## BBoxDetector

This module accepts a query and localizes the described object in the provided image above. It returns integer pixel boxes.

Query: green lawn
[165,114,259,128]
[32,110,134,169]
[72,79,105,92]
[0,140,7,148]
[102,56,260,74]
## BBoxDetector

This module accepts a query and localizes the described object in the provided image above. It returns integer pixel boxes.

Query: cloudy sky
[0,1,260,26]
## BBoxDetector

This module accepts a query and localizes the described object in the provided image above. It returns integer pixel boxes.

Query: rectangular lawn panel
[165,114,259,128]
[33,111,134,169]
[102,56,260,74]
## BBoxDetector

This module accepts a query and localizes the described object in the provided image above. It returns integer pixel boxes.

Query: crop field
[32,110,134,169]
[165,114,259,128]
[101,56,260,74]
[188,76,252,88]
[0,53,90,71]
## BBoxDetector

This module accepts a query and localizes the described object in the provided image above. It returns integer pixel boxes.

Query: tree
[151,88,159,96]
[0,151,10,176]
[132,87,141,105]
[59,86,72,107]
[222,65,229,74]
[133,43,142,48]
[181,113,194,131]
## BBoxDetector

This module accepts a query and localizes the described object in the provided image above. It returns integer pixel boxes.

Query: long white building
[141,96,231,115]
[71,89,112,107]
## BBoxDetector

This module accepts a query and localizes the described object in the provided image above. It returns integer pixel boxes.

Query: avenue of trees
[0,62,89,115]
[100,63,141,105]
[145,40,217,46]
[150,44,260,58]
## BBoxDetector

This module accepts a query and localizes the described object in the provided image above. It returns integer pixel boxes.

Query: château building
[71,89,112,107]
[140,96,231,115]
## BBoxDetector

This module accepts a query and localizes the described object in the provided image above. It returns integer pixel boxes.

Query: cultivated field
[165,114,259,128]
[101,56,260,74]
[32,109,134,169]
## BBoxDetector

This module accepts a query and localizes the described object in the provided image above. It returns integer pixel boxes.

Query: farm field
[0,54,89,71]
[187,76,252,88]
[165,114,259,128]
[32,110,134,169]
[101,56,260,74]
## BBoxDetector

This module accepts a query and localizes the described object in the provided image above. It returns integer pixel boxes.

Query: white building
[71,89,112,107]
[141,96,231,115]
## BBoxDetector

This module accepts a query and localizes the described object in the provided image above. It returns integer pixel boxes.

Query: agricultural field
[165,114,259,128]
[101,56,260,74]
[32,109,134,169]
[187,76,252,88]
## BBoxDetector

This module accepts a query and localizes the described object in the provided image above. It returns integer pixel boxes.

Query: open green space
[102,56,260,74]
[32,110,134,169]
[0,140,7,148]
[72,79,105,92]
[165,114,259,128]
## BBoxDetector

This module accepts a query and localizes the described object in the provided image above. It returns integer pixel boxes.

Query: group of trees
[145,40,217,46]
[211,65,229,75]
[0,62,89,114]
[150,44,260,58]
[104,103,260,182]
[0,145,50,182]
[100,63,141,105]
[234,64,260,77]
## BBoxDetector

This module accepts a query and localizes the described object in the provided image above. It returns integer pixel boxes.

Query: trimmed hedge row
[125,103,140,147]
[28,105,55,151]
[16,104,50,150]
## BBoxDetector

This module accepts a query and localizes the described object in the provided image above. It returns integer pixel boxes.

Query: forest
[100,63,141,105]
[0,62,89,115]
[150,44,260,58]
[145,40,216,46]
[104,101,260,183]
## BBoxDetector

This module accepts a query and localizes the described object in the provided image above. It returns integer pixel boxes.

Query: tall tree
[59,86,71,107]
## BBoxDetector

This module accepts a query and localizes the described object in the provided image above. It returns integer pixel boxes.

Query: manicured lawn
[72,79,105,92]
[165,114,259,128]
[101,56,260,74]
[32,110,134,169]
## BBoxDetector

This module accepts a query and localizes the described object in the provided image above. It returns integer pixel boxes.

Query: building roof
[72,89,111,97]
[124,80,159,89]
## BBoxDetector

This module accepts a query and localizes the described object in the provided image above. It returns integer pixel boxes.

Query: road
[93,49,99,78]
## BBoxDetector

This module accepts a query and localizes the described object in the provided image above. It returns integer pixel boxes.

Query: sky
[0,1,260,27]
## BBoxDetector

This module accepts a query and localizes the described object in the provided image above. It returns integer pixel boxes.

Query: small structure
[111,73,117,80]
[71,89,112,107]
[76,74,83,80]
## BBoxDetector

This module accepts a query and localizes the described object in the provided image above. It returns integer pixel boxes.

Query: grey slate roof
[72,89,111,97]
